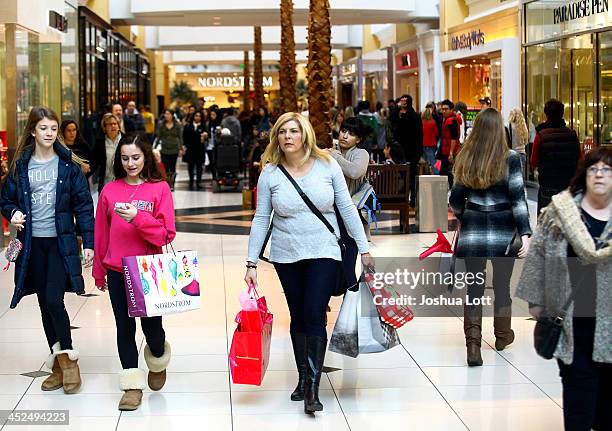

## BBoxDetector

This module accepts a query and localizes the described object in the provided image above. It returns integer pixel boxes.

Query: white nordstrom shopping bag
[122,250,201,317]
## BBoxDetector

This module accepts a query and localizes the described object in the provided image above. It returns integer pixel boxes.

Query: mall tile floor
[0,177,564,430]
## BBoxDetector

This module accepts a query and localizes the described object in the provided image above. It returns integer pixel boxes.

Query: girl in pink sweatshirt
[93,134,176,411]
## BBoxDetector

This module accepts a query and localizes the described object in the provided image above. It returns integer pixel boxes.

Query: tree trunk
[307,0,333,148]
[280,0,298,113]
[253,26,265,111]
[243,50,251,113]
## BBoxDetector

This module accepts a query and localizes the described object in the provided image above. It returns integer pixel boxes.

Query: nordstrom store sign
[197,76,274,89]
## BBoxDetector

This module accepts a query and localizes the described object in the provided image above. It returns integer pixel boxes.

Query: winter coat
[0,143,95,308]
[516,191,612,364]
[183,122,207,163]
[449,150,532,257]
[389,107,423,162]
[156,121,183,156]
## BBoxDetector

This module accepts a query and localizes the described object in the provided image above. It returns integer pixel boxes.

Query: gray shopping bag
[357,280,400,354]
[328,288,359,358]
[329,280,400,358]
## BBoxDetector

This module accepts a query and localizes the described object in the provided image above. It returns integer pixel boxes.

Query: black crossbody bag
[533,292,574,360]
[258,164,358,296]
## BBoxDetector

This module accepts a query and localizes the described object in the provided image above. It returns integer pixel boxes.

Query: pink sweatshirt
[93,179,176,286]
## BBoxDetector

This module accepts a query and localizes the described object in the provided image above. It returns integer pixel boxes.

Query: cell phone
[114,202,128,210]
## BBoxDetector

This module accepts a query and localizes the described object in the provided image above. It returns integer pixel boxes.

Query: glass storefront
[78,7,150,141]
[448,54,502,110]
[61,2,79,120]
[523,0,611,148]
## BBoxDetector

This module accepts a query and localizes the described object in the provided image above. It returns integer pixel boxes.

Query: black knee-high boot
[304,336,326,413]
[290,332,307,401]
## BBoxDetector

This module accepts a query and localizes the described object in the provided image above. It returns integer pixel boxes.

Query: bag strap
[277,164,340,240]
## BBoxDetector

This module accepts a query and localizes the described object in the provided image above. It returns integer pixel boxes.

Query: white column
[433,34,443,102]
[501,38,520,121]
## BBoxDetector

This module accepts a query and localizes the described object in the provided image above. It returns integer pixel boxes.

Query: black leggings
[107,270,166,369]
[273,259,338,338]
[161,154,178,175]
[187,160,203,183]
[558,318,612,431]
[464,257,515,313]
[29,237,72,352]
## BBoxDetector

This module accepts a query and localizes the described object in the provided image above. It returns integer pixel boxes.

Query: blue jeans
[423,146,439,174]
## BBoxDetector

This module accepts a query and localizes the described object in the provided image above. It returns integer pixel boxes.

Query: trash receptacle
[416,175,448,232]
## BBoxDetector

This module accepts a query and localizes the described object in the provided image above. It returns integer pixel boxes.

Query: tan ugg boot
[41,343,63,391]
[118,368,146,411]
[143,341,171,391]
[55,348,81,394]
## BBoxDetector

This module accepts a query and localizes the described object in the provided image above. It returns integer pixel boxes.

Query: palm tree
[254,26,265,111]
[280,0,298,113]
[307,0,333,147]
[243,50,251,113]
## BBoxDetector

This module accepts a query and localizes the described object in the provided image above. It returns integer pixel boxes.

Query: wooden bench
[365,163,411,233]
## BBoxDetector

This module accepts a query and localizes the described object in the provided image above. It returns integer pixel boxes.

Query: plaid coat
[450,150,532,257]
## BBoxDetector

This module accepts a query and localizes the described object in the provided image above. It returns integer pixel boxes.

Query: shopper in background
[530,99,581,213]
[182,110,207,190]
[454,101,468,145]
[422,105,439,174]
[60,119,93,177]
[389,94,423,206]
[383,142,406,165]
[331,109,345,140]
[141,105,156,144]
[439,99,460,186]
[94,113,122,192]
[517,146,611,431]
[93,134,176,411]
[507,108,529,174]
[479,97,492,111]
[257,107,272,134]
[450,108,532,367]
[156,108,183,190]
[245,112,373,414]
[0,106,94,395]
[221,108,242,146]
[112,103,135,134]
[125,101,146,134]
[356,100,379,155]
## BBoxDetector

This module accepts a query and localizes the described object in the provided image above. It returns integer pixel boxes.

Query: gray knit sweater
[516,192,612,365]
[247,158,370,264]
[330,146,369,195]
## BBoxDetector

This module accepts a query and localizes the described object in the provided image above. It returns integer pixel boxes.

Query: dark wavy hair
[569,146,612,195]
[113,133,163,182]
[340,116,370,141]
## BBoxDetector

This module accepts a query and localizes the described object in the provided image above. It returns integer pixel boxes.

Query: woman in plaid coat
[449,108,532,366]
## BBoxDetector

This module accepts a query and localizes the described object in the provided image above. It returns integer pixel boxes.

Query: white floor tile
[121,392,231,416]
[232,413,350,431]
[345,410,467,431]
[327,368,434,389]
[15,394,121,417]
[231,370,331,392]
[422,365,531,386]
[335,387,448,413]
[456,405,563,431]
[117,414,231,431]
[437,383,560,409]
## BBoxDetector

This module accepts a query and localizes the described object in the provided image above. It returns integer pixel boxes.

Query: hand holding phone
[114,202,128,210]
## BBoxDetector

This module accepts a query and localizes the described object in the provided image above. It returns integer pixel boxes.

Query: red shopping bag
[229,285,273,385]
[364,270,414,329]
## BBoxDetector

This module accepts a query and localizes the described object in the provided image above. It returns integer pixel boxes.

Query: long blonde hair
[453,108,509,189]
[261,112,331,167]
[11,106,86,175]
[508,108,529,145]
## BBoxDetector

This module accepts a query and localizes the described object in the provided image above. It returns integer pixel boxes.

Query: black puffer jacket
[0,143,94,308]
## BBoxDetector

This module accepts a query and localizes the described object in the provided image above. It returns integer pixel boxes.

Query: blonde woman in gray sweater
[245,112,374,415]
